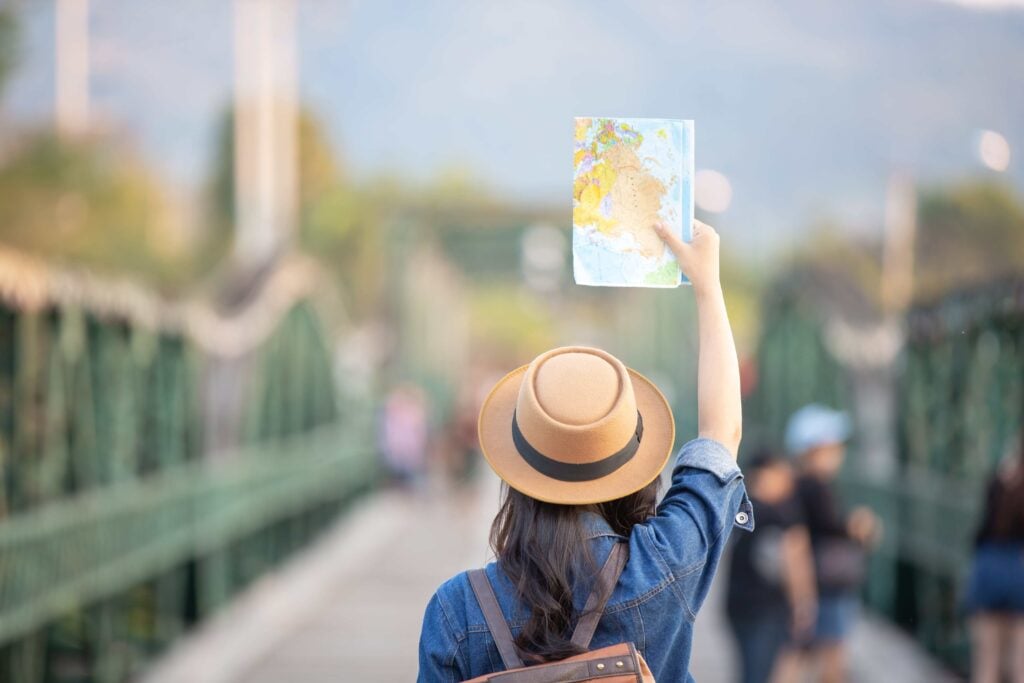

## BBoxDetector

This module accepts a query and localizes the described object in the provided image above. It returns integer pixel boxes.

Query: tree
[0,133,182,285]
[914,182,1024,300]
[783,181,1024,310]
[0,7,17,98]
[205,105,385,318]
[206,105,344,243]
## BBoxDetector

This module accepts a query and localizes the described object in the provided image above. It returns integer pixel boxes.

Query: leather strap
[570,542,628,649]
[468,569,525,670]
[469,543,628,666]
[512,410,644,482]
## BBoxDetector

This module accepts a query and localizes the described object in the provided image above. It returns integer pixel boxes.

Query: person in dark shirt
[964,439,1024,683]
[778,405,880,683]
[726,451,815,683]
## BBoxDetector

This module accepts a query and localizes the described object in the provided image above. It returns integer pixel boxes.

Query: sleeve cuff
[733,495,755,532]
[676,438,755,532]
[676,437,742,484]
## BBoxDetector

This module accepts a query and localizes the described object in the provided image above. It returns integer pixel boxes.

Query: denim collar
[580,510,627,540]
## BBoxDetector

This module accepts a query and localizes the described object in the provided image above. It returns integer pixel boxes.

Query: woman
[417,221,752,681]
[965,439,1024,683]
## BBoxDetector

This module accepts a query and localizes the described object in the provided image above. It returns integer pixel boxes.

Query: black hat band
[511,410,644,483]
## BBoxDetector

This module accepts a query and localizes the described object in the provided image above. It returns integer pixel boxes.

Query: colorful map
[573,117,693,287]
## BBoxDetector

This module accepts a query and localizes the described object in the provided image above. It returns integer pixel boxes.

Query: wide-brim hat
[477,346,675,505]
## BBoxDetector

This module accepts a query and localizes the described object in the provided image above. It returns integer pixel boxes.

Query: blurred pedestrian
[726,450,816,683]
[780,404,880,683]
[965,438,1024,683]
[443,375,487,489]
[378,382,430,489]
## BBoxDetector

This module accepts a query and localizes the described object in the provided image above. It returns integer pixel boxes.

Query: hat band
[511,410,644,482]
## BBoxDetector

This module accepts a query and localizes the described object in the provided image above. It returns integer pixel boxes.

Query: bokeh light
[978,129,1011,172]
[695,169,733,213]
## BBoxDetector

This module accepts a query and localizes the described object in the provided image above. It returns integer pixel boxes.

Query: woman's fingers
[653,220,689,256]
[692,219,719,244]
[653,219,721,290]
[694,219,714,233]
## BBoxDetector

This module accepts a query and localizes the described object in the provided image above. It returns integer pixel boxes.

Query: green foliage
[0,132,184,285]
[205,106,386,318]
[302,186,385,319]
[915,181,1024,299]
[0,7,17,97]
[787,181,1024,309]
[207,106,345,239]
[418,165,495,206]
[204,109,236,264]
[293,114,384,320]
[719,251,766,354]
[296,109,343,205]
[787,226,884,300]
[468,284,556,362]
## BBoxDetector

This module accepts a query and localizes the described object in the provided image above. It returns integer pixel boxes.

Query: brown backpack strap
[468,569,525,670]
[570,541,628,649]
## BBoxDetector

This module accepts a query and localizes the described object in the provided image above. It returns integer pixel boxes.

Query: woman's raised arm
[654,220,742,456]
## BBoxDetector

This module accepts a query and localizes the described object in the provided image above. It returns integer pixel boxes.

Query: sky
[2,0,1023,255]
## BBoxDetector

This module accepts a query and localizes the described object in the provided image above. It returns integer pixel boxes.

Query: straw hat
[477,346,675,505]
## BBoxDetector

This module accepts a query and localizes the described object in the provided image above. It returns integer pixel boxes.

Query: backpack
[462,542,655,682]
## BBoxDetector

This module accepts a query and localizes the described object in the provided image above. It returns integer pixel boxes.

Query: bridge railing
[887,279,1024,665]
[0,248,377,683]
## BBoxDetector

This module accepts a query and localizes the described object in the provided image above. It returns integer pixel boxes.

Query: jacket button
[735,511,749,525]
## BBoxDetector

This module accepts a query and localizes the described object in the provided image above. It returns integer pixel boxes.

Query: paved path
[143,473,959,683]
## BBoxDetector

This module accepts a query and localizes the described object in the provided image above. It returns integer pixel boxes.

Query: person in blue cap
[775,404,880,683]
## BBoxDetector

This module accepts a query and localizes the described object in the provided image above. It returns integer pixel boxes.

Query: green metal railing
[744,272,848,449]
[887,279,1024,667]
[0,249,376,682]
[746,268,1024,672]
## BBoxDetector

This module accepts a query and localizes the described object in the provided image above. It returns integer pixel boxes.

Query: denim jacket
[417,437,754,683]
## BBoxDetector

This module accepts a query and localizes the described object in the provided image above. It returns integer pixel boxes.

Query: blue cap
[784,404,851,456]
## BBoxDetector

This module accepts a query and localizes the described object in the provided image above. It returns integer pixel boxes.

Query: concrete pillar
[55,0,90,137]
[232,0,298,265]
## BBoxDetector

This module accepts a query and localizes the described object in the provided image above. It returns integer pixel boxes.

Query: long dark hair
[489,478,660,662]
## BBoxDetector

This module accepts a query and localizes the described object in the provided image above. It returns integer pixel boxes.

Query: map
[573,117,693,287]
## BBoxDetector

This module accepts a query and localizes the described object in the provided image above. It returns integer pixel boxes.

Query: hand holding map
[654,219,720,294]
[573,117,694,287]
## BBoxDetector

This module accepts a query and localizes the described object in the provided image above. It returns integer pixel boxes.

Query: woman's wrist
[692,279,723,302]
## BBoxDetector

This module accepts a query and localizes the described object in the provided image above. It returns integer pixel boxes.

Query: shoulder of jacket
[431,568,482,636]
